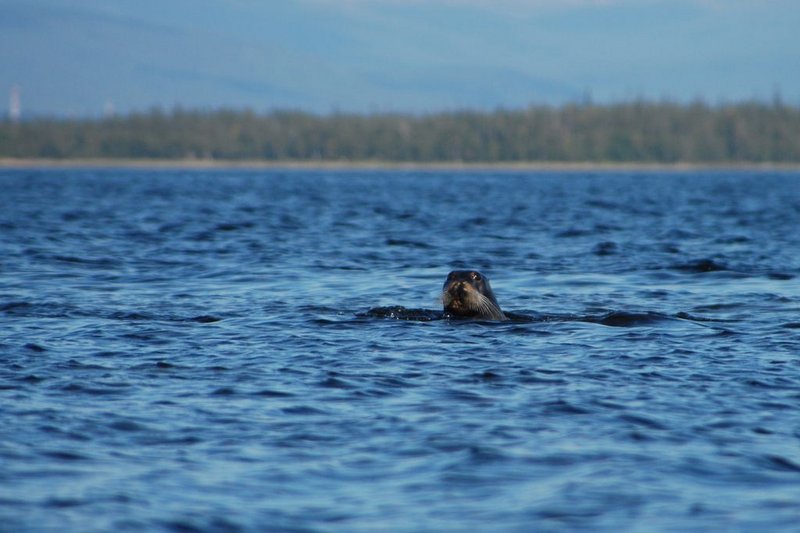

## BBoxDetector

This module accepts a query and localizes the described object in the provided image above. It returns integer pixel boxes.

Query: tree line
[2,100,800,163]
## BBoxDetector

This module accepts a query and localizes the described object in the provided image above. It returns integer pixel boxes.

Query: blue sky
[1,0,799,116]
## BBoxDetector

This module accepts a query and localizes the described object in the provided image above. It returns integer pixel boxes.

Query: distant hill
[3,2,798,116]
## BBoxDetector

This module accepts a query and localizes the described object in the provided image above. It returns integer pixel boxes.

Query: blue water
[1,169,799,532]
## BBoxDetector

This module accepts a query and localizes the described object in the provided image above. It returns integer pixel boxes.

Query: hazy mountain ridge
[2,0,797,116]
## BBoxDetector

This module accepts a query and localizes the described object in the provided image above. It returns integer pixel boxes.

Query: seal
[442,270,507,321]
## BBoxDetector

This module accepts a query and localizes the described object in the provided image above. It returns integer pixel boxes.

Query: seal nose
[454,281,467,297]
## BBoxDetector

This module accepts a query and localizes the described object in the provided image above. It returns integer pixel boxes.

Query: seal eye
[471,272,481,281]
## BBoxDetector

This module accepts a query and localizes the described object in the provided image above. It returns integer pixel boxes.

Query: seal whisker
[473,292,492,313]
[474,291,505,321]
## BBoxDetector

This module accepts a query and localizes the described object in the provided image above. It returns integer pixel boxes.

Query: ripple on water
[1,170,799,531]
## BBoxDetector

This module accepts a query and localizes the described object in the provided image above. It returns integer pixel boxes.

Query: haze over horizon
[1,0,798,117]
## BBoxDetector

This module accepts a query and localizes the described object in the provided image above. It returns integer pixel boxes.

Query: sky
[1,0,799,116]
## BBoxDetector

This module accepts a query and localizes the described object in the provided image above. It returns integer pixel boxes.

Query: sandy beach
[2,158,798,172]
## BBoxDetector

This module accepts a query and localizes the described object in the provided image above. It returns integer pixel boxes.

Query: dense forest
[2,101,800,163]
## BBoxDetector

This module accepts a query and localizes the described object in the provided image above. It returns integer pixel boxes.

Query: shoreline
[2,158,799,172]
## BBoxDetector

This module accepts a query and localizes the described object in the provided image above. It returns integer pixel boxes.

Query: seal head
[442,270,507,321]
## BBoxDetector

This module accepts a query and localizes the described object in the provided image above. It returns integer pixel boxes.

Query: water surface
[1,169,799,531]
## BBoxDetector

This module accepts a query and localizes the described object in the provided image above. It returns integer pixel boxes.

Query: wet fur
[442,271,507,321]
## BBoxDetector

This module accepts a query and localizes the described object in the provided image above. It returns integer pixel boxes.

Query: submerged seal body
[442,270,507,321]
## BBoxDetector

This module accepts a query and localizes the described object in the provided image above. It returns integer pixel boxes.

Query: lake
[1,168,799,531]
